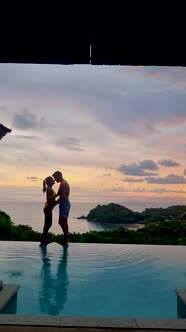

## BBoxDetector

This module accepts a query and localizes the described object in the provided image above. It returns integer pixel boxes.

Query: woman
[40,176,57,245]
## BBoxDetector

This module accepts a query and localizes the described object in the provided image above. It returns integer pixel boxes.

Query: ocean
[0,201,119,235]
[0,200,179,235]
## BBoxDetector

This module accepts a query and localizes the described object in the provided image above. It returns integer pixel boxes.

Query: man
[52,171,71,245]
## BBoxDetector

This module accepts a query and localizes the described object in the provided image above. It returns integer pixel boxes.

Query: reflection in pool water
[39,245,69,315]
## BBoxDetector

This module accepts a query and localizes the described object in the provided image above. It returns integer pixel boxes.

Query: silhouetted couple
[40,171,71,246]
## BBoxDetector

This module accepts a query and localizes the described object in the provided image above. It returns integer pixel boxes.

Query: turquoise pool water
[0,241,186,318]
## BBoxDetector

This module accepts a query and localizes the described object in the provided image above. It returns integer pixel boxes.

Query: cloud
[15,135,41,140]
[0,141,28,150]
[55,136,85,152]
[2,64,186,142]
[2,64,186,158]
[117,160,159,176]
[158,159,180,167]
[112,187,129,192]
[13,109,47,130]
[139,160,158,170]
[122,178,144,182]
[113,88,128,97]
[0,105,6,111]
[65,146,85,151]
[102,173,112,177]
[2,64,186,193]
[145,88,162,93]
[25,176,41,181]
[39,117,47,128]
[13,109,37,129]
[112,186,186,194]
[63,137,79,144]
[112,187,147,193]
[123,66,186,92]
[77,67,186,140]
[184,169,186,176]
[150,188,186,194]
[146,174,186,184]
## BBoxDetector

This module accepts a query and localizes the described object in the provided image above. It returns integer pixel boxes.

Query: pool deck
[0,315,186,331]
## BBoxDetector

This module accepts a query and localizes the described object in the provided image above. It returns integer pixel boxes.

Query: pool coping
[0,315,186,330]
[0,284,20,313]
[175,289,186,319]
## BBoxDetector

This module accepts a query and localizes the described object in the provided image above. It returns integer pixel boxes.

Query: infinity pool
[0,241,186,318]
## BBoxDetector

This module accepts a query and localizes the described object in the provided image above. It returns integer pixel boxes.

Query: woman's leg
[41,207,53,244]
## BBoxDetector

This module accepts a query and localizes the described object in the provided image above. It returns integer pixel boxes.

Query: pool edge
[0,315,186,330]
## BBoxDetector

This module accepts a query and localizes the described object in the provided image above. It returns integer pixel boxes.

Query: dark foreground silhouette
[1,209,186,245]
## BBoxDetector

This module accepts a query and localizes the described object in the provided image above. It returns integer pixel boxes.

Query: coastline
[121,223,145,231]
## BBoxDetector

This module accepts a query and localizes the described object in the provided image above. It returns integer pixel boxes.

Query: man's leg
[57,201,71,245]
[58,217,69,243]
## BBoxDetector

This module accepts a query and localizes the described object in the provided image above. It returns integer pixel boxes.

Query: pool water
[0,241,186,318]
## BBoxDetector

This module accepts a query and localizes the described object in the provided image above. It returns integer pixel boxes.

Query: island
[78,203,186,224]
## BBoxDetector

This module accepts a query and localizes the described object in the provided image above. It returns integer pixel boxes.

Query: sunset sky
[1,63,186,205]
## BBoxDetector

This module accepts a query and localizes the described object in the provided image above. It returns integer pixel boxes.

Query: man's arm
[54,196,61,205]
[56,181,67,204]
[55,183,65,204]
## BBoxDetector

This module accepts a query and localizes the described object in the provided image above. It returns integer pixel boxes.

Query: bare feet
[56,238,69,246]
[40,240,51,246]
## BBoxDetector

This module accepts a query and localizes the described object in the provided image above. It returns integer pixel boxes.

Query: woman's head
[43,176,55,193]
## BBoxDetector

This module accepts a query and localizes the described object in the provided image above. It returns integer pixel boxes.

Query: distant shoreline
[81,219,145,231]
[120,223,145,230]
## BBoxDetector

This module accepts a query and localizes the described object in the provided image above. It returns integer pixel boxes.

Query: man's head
[52,171,63,183]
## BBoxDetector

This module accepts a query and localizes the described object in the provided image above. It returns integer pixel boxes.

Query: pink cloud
[119,66,186,92]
